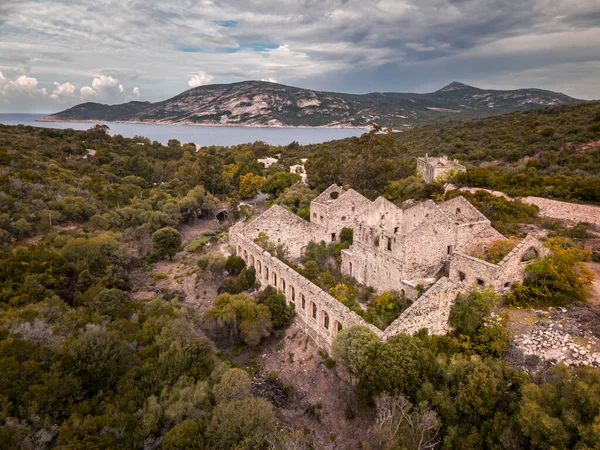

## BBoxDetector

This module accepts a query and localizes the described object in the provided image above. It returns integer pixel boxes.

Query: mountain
[38,81,586,129]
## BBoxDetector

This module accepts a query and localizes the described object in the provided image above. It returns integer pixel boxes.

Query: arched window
[301,294,306,310]
[311,302,317,319]
[291,286,295,302]
[250,255,255,267]
[521,247,539,262]
[258,261,262,274]
[322,311,330,329]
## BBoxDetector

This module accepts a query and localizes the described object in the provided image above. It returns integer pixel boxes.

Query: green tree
[518,365,600,449]
[58,327,130,393]
[206,293,272,347]
[213,368,252,404]
[257,286,294,329]
[86,288,132,318]
[332,325,380,376]
[152,226,182,259]
[163,420,206,450]
[206,397,276,450]
[238,173,264,199]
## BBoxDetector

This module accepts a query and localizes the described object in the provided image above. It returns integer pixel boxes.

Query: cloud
[49,81,75,102]
[79,85,97,102]
[0,72,47,97]
[0,0,599,112]
[261,78,278,83]
[188,72,214,87]
[131,87,140,99]
[80,75,128,103]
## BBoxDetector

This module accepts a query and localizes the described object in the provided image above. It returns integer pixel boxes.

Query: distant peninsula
[38,80,586,129]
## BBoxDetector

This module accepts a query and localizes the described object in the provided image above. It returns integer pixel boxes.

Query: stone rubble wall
[522,197,600,228]
[241,205,326,259]
[446,185,600,228]
[231,228,384,350]
[383,277,463,338]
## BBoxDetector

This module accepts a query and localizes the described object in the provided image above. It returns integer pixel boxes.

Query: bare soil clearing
[132,218,226,310]
[254,324,375,450]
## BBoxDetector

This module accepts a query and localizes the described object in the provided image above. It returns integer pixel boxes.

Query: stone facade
[448,234,549,292]
[229,184,545,351]
[310,184,372,243]
[417,154,466,183]
[239,205,325,259]
[340,195,504,296]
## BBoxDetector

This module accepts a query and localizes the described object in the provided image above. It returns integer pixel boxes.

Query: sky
[1,0,599,113]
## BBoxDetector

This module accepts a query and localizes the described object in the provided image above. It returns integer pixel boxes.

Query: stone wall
[522,197,600,228]
[231,224,473,351]
[241,205,325,259]
[446,185,600,228]
[230,229,384,350]
[383,277,462,337]
[449,234,548,291]
[310,185,371,242]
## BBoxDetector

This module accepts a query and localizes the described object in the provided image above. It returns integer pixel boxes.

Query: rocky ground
[511,309,600,370]
[252,324,375,450]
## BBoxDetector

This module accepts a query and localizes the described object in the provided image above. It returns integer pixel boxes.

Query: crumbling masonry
[230,184,547,350]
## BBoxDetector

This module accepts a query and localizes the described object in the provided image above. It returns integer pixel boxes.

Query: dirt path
[256,325,375,449]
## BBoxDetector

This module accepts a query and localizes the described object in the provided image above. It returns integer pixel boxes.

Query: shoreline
[35,117,372,130]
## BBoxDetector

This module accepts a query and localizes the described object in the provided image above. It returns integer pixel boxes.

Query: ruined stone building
[230,183,546,350]
[417,154,466,183]
[340,195,505,296]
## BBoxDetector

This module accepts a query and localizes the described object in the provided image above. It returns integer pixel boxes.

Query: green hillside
[304,102,600,202]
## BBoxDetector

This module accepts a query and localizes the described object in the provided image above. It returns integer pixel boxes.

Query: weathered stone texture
[383,277,463,337]
[231,229,383,350]
[229,183,545,351]
[446,185,600,228]
[310,185,371,242]
[522,197,600,227]
[241,205,324,259]
[417,155,466,183]
[449,234,548,291]
[341,194,505,292]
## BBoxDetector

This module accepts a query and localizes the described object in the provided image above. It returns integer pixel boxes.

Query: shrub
[188,235,210,253]
[225,255,245,276]
[206,293,272,347]
[508,237,592,307]
[257,286,294,329]
[197,252,227,279]
[152,227,181,259]
[364,290,412,330]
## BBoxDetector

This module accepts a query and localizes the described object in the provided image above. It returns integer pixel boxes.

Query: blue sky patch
[178,47,202,53]
[215,20,238,27]
[224,42,279,53]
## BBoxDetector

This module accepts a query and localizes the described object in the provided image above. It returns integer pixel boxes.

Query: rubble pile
[515,322,600,368]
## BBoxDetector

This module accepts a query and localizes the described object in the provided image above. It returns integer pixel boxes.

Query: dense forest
[1,100,599,449]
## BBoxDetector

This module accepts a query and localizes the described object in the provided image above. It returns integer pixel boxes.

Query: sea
[0,114,365,147]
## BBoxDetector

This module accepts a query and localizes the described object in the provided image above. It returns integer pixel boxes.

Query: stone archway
[521,247,539,262]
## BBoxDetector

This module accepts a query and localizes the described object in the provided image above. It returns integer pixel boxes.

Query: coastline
[35,117,372,130]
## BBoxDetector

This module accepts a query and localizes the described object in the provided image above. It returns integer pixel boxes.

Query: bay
[0,113,365,146]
